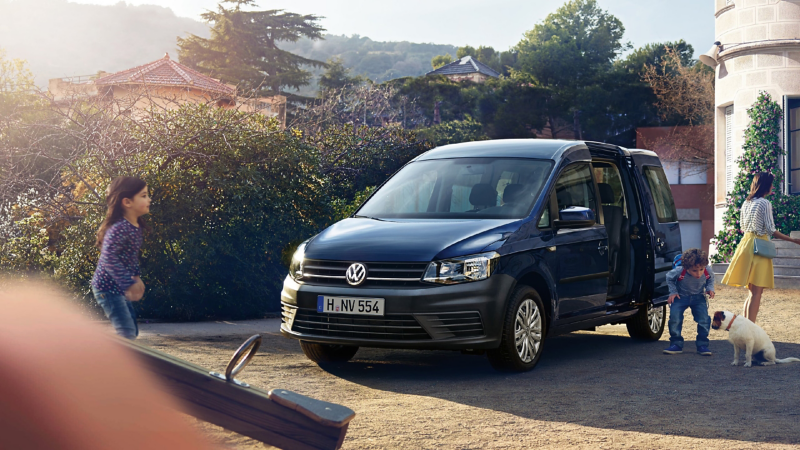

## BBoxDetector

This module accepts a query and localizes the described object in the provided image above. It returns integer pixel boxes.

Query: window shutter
[725,105,735,196]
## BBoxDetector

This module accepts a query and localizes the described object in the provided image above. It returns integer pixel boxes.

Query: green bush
[1,104,431,320]
[415,117,489,146]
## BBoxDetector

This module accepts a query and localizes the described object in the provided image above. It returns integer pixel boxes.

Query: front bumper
[279,273,516,350]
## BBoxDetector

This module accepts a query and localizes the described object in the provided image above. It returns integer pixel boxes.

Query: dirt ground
[138,285,800,449]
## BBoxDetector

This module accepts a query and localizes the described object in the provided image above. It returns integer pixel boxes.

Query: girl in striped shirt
[721,172,800,323]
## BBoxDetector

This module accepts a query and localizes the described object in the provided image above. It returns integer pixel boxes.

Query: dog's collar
[725,314,737,332]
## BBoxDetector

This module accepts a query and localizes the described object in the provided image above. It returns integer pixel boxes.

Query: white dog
[711,310,800,367]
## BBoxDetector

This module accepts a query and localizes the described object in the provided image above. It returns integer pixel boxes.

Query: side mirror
[553,206,596,229]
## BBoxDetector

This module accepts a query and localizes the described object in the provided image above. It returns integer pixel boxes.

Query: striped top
[740,197,776,237]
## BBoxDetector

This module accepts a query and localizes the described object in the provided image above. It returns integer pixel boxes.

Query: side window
[538,200,551,228]
[643,166,678,223]
[554,163,597,217]
[593,162,627,217]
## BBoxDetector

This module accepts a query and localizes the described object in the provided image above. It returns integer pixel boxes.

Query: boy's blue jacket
[666,265,715,297]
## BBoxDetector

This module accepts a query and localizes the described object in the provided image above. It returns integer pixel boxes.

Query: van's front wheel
[299,341,359,363]
[487,286,547,372]
[626,303,666,340]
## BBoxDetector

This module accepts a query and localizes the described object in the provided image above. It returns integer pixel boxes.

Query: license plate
[317,295,385,316]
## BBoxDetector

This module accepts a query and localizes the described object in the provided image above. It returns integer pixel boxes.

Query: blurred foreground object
[0,282,215,450]
[0,282,356,450]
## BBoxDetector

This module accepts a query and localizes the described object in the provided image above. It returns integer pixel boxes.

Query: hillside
[0,0,456,90]
[0,0,209,84]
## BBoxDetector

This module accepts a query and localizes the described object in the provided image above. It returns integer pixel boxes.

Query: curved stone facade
[713,0,800,240]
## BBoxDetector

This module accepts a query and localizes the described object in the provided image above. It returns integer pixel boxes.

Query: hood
[304,217,521,262]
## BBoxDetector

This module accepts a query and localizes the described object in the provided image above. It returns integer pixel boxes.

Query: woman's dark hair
[96,177,148,247]
[746,172,774,201]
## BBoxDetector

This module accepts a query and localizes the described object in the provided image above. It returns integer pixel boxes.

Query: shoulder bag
[753,238,776,259]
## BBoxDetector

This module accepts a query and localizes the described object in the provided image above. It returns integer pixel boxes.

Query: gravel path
[138,285,800,449]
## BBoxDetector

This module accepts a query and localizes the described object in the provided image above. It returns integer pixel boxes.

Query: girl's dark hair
[746,172,774,201]
[96,177,148,247]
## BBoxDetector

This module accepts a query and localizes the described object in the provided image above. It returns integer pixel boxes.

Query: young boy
[663,248,716,356]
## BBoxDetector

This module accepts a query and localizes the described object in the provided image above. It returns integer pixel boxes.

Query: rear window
[643,166,677,223]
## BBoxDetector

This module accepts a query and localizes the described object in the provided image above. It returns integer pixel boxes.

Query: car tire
[299,341,359,363]
[626,303,666,340]
[487,285,547,372]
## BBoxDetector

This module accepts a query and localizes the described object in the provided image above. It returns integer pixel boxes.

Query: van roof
[415,139,658,161]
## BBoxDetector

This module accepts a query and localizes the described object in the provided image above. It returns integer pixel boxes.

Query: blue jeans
[92,288,138,339]
[668,293,710,349]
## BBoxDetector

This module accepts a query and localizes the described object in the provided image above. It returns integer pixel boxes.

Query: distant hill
[0,0,456,91]
[0,0,209,85]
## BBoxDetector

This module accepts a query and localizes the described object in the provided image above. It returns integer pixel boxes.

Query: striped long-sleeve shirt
[91,219,143,295]
[740,197,776,237]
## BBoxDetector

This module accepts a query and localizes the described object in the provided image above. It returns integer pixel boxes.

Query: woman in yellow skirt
[722,172,800,322]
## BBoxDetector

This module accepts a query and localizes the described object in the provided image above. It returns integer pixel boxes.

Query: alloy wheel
[647,303,664,334]
[514,298,542,363]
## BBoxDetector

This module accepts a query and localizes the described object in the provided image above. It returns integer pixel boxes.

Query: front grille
[415,312,484,339]
[301,259,428,288]
[285,306,431,341]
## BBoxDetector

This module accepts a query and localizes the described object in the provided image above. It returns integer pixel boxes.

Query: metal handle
[656,238,666,250]
[210,334,262,388]
[598,242,608,255]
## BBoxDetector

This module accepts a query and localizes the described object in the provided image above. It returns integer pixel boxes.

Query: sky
[74,0,716,55]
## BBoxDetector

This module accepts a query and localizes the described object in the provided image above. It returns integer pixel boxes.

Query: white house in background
[711,0,800,245]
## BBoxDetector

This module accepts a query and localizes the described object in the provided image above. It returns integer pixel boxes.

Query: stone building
[711,0,800,287]
[712,0,800,235]
[49,54,286,127]
[425,56,500,83]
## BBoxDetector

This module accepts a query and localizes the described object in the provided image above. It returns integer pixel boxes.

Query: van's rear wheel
[626,303,665,340]
[299,341,359,363]
[487,286,547,372]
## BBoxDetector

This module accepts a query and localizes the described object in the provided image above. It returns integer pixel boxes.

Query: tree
[319,57,363,91]
[177,0,326,96]
[431,54,453,70]
[514,0,628,139]
[640,46,715,165]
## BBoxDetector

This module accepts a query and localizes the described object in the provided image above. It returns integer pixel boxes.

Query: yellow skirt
[721,232,774,289]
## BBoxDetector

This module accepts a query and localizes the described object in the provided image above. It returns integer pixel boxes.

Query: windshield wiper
[353,215,384,221]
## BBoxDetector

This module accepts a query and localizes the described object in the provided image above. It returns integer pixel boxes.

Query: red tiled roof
[94,53,235,96]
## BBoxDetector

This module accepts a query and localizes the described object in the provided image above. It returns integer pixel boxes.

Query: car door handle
[656,238,666,250]
[598,242,608,255]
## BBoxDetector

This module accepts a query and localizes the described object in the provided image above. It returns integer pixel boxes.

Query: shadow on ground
[315,331,800,445]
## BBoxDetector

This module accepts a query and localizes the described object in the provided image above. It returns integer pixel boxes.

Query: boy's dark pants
[668,293,710,349]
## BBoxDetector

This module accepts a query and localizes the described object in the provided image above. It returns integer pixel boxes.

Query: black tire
[626,303,666,340]
[487,285,547,372]
[299,341,359,363]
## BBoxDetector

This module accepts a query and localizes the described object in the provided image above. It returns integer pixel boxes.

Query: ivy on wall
[712,91,800,262]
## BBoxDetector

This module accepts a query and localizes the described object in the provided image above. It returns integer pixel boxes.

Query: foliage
[643,46,714,127]
[415,117,490,146]
[711,92,790,263]
[431,54,453,70]
[319,57,364,91]
[456,45,517,76]
[514,0,628,138]
[178,0,326,96]
[0,86,430,319]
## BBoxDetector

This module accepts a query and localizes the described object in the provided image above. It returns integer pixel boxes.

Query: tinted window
[554,164,597,217]
[643,166,678,223]
[593,162,627,217]
[357,158,553,219]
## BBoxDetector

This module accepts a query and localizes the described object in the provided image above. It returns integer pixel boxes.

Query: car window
[554,163,597,217]
[538,200,551,228]
[357,158,553,219]
[593,162,627,217]
[643,166,678,223]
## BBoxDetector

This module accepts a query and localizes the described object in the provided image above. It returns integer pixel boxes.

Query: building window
[788,98,800,195]
[725,105,735,196]
[662,161,708,185]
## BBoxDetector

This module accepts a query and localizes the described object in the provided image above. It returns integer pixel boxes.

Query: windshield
[357,158,553,219]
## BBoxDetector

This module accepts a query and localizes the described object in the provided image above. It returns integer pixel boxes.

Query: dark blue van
[280,139,682,371]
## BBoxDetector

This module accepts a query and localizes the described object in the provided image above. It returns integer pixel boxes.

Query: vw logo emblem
[345,263,367,286]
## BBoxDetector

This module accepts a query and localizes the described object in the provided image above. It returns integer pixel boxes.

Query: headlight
[423,251,500,285]
[289,242,307,280]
